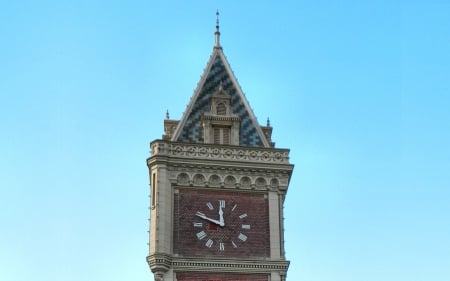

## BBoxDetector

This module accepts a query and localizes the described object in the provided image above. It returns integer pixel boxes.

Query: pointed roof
[171,13,270,147]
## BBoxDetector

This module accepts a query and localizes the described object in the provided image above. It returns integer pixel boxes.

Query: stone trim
[161,160,292,192]
[202,114,241,121]
[147,254,290,274]
[170,170,289,192]
[150,141,290,164]
[172,257,289,273]
[147,253,173,273]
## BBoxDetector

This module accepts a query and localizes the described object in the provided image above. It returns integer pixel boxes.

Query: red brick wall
[176,272,268,281]
[173,189,270,258]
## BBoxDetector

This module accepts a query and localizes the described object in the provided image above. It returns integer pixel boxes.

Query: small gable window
[213,126,230,145]
[201,85,240,145]
[216,103,226,115]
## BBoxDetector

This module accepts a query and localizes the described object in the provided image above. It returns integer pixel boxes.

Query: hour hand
[218,207,225,226]
[218,200,225,226]
[196,211,221,226]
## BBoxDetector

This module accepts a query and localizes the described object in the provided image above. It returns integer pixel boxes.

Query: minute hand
[196,213,222,226]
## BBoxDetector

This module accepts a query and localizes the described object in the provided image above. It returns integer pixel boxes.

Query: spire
[214,10,221,49]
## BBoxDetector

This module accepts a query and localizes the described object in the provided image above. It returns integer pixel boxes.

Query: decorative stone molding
[150,140,290,164]
[154,272,164,281]
[270,178,279,187]
[147,253,173,273]
[171,257,289,274]
[255,177,267,188]
[177,173,190,185]
[171,170,288,192]
[209,174,221,187]
[224,175,237,187]
[147,256,289,275]
[193,174,206,185]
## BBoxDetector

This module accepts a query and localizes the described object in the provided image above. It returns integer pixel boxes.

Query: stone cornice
[171,257,289,274]
[147,253,172,273]
[202,113,240,121]
[149,140,291,165]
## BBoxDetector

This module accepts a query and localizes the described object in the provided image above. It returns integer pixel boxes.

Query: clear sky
[1,1,449,281]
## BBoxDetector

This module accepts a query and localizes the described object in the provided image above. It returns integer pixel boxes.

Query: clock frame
[173,188,270,258]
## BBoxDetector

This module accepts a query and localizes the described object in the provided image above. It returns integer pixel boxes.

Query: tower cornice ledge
[147,253,172,273]
[171,257,289,273]
[149,140,292,165]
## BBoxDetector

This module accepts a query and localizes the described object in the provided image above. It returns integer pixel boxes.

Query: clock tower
[146,12,294,281]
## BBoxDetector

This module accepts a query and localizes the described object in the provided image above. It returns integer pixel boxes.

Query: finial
[214,10,221,48]
[267,117,271,127]
[166,110,170,119]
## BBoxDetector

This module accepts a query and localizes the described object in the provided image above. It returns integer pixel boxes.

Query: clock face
[174,189,270,258]
[193,199,250,252]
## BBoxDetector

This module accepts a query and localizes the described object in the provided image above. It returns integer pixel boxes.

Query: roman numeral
[242,224,251,229]
[231,204,237,211]
[232,241,237,248]
[206,202,214,210]
[219,242,225,251]
[219,200,225,208]
[238,233,248,242]
[239,213,247,219]
[196,231,206,240]
[205,239,213,248]
[193,222,203,227]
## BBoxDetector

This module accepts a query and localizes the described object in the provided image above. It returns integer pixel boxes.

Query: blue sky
[1,1,449,281]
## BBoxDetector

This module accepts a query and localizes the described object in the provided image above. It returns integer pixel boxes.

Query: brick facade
[174,189,270,258]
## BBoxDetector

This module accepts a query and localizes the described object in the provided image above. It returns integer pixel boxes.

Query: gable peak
[165,12,275,148]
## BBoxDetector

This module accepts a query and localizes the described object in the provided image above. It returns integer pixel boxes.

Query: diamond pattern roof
[174,52,265,147]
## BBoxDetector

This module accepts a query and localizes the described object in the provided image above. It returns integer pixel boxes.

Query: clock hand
[195,212,222,226]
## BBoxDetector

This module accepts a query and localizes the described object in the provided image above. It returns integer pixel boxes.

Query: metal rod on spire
[214,10,221,48]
